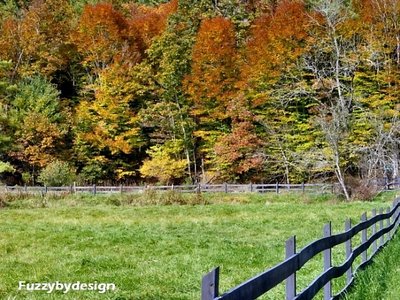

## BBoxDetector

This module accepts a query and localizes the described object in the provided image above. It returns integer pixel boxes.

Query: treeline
[0,0,399,199]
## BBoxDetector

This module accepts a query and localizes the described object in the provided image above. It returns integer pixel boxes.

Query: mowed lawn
[0,192,397,299]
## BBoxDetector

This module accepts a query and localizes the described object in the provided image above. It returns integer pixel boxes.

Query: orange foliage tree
[183,16,240,181]
[242,0,309,93]
[128,0,178,50]
[0,0,74,78]
[72,3,141,74]
[184,16,239,123]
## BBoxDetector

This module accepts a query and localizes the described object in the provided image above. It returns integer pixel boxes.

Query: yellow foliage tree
[139,141,187,184]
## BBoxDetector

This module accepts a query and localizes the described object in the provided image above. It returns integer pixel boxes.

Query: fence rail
[2,177,399,196]
[201,198,400,300]
[1,183,336,195]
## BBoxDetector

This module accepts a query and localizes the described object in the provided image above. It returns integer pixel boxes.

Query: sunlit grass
[343,233,400,300]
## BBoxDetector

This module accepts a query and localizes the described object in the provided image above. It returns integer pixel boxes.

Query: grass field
[343,231,400,300]
[0,191,397,299]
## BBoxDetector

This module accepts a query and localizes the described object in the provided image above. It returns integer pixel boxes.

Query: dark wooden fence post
[361,213,367,262]
[345,218,352,284]
[249,183,253,192]
[285,236,296,300]
[301,182,305,193]
[385,207,390,242]
[275,182,279,194]
[372,209,377,255]
[224,183,228,193]
[323,222,332,300]
[93,184,96,195]
[379,208,384,247]
[201,267,219,300]
[396,199,400,231]
[391,201,396,238]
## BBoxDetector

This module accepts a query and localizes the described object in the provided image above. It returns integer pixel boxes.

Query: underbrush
[0,190,209,208]
[1,190,396,210]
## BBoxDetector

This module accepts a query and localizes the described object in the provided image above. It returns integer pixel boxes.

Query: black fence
[201,198,400,300]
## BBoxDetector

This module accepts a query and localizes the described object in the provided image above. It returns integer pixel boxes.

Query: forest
[0,0,399,200]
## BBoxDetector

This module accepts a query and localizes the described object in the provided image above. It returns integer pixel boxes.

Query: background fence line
[1,183,332,195]
[201,198,400,300]
[2,180,399,195]
[0,178,400,194]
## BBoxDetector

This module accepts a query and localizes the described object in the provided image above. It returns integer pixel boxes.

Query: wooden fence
[1,177,399,196]
[201,198,400,300]
[1,183,334,195]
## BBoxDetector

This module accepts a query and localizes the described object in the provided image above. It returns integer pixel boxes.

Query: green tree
[38,160,76,186]
[136,2,203,182]
[0,60,17,156]
[8,76,68,178]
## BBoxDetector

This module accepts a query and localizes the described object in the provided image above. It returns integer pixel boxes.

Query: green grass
[343,230,400,300]
[0,191,397,299]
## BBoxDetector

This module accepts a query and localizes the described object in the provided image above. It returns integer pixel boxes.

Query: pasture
[0,191,396,299]
[343,232,400,300]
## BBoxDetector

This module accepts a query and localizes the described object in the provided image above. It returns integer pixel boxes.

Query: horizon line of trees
[0,0,399,200]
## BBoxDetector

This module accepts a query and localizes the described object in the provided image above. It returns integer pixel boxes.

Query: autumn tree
[351,0,400,181]
[302,0,362,200]
[182,16,239,180]
[0,0,75,79]
[241,1,313,183]
[6,76,68,182]
[0,61,17,156]
[214,97,264,182]
[72,2,177,182]
[72,3,141,76]
[139,140,187,184]
[136,2,203,182]
[128,0,178,50]
[185,16,238,123]
[74,63,144,182]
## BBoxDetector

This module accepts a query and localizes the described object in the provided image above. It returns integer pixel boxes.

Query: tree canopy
[0,0,399,199]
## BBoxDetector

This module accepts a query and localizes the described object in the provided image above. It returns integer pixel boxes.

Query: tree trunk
[335,158,350,201]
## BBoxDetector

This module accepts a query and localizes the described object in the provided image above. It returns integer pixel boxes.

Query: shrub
[347,177,379,201]
[0,161,15,174]
[38,160,76,186]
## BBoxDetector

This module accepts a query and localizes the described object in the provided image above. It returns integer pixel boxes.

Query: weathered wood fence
[1,183,335,195]
[2,177,399,196]
[201,198,400,300]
